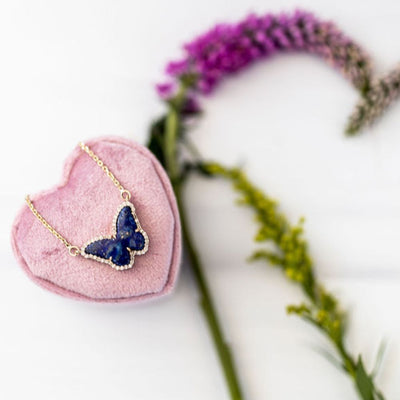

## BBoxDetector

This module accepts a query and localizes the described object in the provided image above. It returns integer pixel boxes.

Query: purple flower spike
[157,9,372,99]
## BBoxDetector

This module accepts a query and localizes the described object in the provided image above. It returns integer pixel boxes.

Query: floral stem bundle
[147,10,399,400]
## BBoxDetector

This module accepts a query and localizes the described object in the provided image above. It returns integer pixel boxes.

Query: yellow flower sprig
[200,161,385,400]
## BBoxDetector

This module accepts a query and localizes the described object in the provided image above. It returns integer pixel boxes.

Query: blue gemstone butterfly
[82,202,149,270]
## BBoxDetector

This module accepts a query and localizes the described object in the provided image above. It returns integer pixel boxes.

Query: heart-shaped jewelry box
[11,137,181,302]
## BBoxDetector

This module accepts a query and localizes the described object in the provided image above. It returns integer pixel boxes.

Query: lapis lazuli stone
[85,238,131,266]
[84,205,146,267]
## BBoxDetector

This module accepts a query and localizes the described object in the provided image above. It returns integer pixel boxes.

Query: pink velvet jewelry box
[11,136,182,303]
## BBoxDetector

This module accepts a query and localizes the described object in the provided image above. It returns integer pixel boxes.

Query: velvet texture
[11,137,181,303]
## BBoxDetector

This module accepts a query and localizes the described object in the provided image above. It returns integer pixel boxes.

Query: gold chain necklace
[25,142,149,271]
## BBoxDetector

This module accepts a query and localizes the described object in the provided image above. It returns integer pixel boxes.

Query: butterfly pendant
[81,201,149,271]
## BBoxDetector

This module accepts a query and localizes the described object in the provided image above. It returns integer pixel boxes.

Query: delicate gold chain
[25,195,81,256]
[25,142,131,256]
[79,142,131,201]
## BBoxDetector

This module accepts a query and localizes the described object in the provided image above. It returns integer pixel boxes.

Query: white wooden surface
[1,1,400,399]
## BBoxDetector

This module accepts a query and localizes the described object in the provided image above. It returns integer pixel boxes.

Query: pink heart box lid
[11,137,182,303]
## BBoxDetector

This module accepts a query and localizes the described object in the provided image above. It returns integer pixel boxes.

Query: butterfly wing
[84,238,131,267]
[83,204,147,269]
[116,205,146,251]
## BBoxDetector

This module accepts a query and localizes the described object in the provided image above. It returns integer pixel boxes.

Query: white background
[1,0,400,399]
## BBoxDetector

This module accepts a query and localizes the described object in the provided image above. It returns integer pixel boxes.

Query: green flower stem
[174,181,244,400]
[164,109,179,181]
[160,92,245,400]
[163,85,187,182]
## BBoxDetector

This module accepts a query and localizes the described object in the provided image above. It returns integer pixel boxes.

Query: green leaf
[355,356,375,400]
[372,339,387,378]
[374,391,385,400]
[311,345,345,373]
[147,116,167,167]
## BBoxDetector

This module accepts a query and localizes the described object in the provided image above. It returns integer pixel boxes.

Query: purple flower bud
[156,82,176,99]
[166,59,189,76]
[181,96,202,115]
